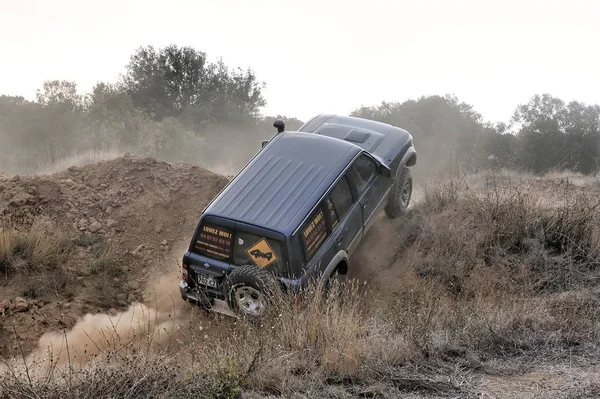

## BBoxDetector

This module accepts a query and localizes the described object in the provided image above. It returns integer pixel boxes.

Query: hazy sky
[1,0,599,124]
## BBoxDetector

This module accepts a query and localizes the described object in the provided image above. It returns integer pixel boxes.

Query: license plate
[197,273,218,288]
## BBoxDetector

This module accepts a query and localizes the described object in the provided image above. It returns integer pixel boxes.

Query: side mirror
[261,140,269,148]
[379,164,392,178]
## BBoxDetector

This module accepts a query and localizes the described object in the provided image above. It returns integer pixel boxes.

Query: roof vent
[344,129,370,143]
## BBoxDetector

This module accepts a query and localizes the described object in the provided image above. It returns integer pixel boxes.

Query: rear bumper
[179,280,238,318]
[179,280,211,306]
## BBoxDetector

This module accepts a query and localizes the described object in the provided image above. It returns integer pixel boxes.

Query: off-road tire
[222,265,280,319]
[384,166,412,219]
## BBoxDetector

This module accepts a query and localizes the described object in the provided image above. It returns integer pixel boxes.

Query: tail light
[182,263,189,281]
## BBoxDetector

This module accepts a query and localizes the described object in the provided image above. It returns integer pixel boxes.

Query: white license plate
[197,273,218,288]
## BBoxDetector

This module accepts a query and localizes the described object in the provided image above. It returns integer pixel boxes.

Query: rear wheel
[385,166,412,219]
[222,265,280,318]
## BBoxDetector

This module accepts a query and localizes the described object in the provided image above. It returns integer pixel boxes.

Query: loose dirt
[0,154,228,356]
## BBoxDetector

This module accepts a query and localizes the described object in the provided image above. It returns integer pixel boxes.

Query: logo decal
[246,238,278,268]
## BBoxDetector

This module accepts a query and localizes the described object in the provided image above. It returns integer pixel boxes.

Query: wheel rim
[234,286,266,316]
[400,179,412,209]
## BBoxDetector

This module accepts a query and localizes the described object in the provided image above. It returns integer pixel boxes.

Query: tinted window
[194,222,233,261]
[329,176,353,221]
[348,154,378,194]
[324,195,339,230]
[233,231,285,270]
[194,222,287,270]
[300,203,329,261]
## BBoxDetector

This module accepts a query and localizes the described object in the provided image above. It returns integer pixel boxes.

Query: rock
[88,221,102,233]
[108,308,118,316]
[0,299,10,312]
[106,219,117,228]
[89,178,101,188]
[10,175,20,182]
[65,179,75,186]
[154,224,163,233]
[88,217,98,224]
[10,193,34,206]
[13,297,29,312]
[131,244,145,255]
[116,293,126,301]
[127,293,136,303]
[160,239,168,246]
[129,281,140,290]
[113,278,121,284]
[106,205,113,214]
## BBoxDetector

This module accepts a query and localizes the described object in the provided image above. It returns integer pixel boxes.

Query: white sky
[1,0,599,124]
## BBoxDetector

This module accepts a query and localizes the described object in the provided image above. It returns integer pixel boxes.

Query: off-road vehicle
[179,114,417,317]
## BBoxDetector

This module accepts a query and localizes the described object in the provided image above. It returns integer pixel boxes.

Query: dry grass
[0,221,69,279]
[2,168,600,398]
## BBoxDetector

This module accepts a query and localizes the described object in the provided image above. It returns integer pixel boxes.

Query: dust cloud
[5,241,194,377]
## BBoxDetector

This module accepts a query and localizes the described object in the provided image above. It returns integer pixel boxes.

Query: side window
[348,154,378,194]
[300,203,329,261]
[329,176,353,222]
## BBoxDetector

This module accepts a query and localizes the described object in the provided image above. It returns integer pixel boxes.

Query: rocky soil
[0,154,229,356]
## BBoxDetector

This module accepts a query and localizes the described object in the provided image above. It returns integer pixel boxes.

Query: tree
[36,80,82,111]
[122,45,266,121]
[512,94,600,174]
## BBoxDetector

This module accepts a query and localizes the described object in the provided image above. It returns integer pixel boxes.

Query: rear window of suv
[194,222,286,270]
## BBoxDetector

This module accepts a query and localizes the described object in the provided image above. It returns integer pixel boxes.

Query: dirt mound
[0,154,229,356]
[1,153,228,250]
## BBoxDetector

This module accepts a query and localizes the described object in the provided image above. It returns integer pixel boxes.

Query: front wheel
[384,166,412,219]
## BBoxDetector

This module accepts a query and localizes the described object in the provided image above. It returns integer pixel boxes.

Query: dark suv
[179,114,417,317]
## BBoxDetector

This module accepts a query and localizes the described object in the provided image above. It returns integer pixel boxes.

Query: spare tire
[222,264,280,318]
[385,166,412,219]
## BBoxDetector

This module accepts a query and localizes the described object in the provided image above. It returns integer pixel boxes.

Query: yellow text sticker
[246,238,278,268]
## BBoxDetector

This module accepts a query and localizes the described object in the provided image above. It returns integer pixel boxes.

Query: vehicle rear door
[346,153,382,234]
[327,174,363,256]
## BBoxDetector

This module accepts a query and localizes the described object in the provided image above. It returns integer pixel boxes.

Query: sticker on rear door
[247,238,278,268]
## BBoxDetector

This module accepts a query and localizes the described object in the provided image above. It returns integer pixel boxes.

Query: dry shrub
[0,221,68,276]
[268,279,365,376]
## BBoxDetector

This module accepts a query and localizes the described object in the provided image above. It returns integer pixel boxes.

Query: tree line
[1,44,599,176]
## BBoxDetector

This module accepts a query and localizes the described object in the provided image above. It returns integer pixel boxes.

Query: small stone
[154,225,163,233]
[13,297,29,312]
[108,308,118,316]
[129,281,140,290]
[106,205,113,214]
[113,278,120,284]
[88,221,102,233]
[106,219,117,228]
[10,193,33,206]
[65,179,74,186]
[127,293,136,303]
[10,175,20,182]
[160,240,168,246]
[131,244,145,255]
[89,178,101,188]
[116,293,126,301]
[0,299,10,311]
[88,217,98,224]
